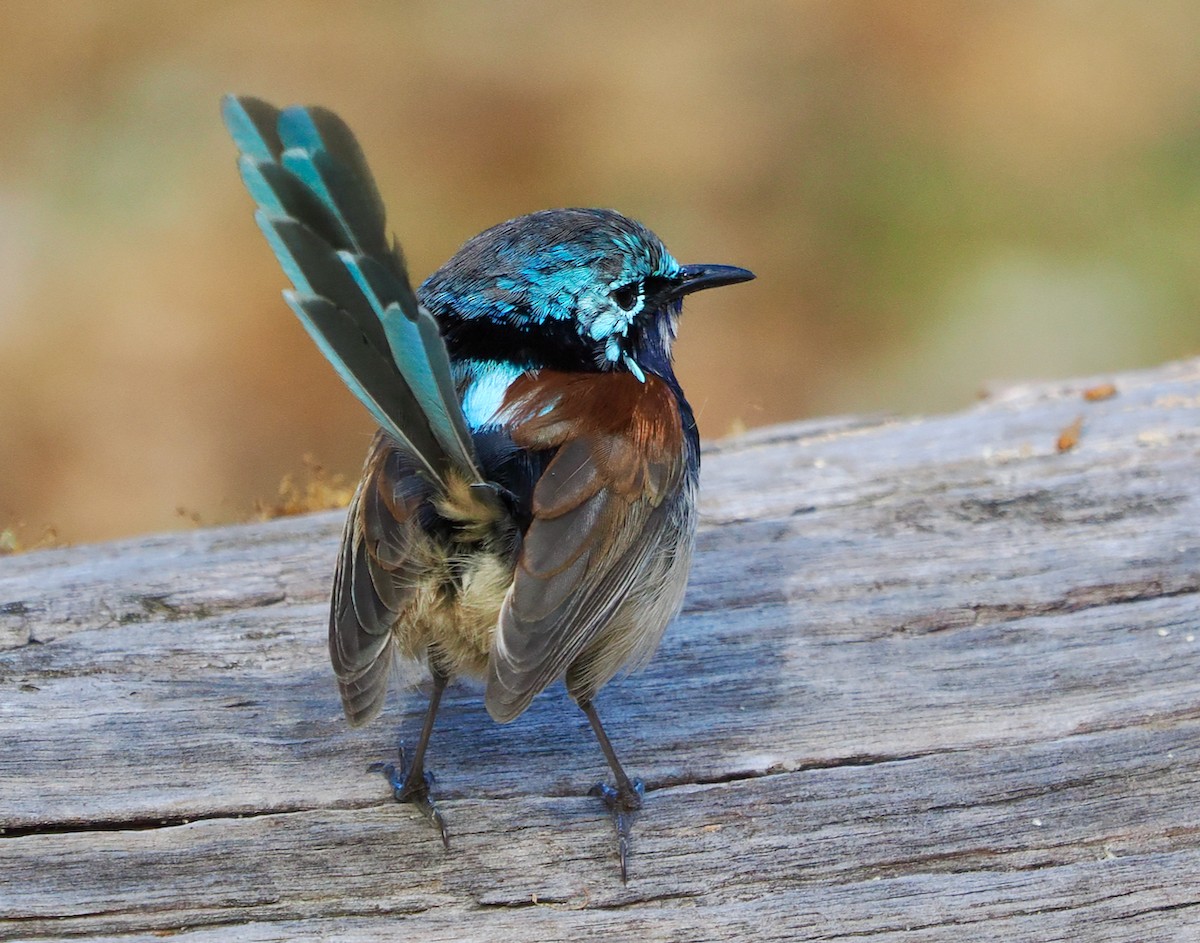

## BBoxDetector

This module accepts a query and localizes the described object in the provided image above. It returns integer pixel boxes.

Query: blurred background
[1,1,1198,546]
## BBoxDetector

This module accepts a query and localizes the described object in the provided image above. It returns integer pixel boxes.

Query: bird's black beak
[664,263,756,303]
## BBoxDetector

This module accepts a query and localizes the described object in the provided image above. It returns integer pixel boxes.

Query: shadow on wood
[2,359,1199,941]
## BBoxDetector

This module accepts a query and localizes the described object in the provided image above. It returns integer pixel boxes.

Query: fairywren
[222,95,754,881]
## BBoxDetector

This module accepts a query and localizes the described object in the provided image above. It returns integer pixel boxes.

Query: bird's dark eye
[611,281,642,312]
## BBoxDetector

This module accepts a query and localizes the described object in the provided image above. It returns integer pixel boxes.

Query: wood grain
[2,358,1198,941]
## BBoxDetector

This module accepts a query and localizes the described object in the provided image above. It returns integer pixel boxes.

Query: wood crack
[898,577,1200,635]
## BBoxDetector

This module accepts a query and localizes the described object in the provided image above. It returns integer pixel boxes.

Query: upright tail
[221,95,479,485]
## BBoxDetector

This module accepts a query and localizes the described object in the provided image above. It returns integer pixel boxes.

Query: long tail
[221,95,479,484]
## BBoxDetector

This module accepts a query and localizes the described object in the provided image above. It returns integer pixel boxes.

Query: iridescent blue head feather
[419,208,752,383]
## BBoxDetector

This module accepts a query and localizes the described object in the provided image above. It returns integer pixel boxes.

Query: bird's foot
[589,777,645,883]
[368,747,449,849]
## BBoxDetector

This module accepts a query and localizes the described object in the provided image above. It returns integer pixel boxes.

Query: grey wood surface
[2,359,1198,942]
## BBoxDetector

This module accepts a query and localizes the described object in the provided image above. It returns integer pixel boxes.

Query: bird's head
[420,208,753,381]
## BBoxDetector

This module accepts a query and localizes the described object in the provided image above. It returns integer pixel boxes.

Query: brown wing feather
[329,432,433,726]
[484,372,686,723]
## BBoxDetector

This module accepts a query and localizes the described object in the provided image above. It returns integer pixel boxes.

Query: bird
[221,94,754,881]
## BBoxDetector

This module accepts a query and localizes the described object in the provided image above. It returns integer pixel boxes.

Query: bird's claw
[590,777,645,883]
[369,748,450,849]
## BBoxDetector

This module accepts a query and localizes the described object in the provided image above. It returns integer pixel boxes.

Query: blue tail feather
[282,292,443,479]
[277,106,390,260]
[404,304,481,473]
[253,214,376,333]
[337,252,479,475]
[238,156,344,250]
[221,96,282,163]
[222,94,480,483]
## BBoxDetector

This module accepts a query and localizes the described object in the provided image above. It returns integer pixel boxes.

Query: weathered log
[2,359,1198,941]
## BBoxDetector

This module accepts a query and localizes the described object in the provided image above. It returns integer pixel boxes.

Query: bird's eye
[611,281,642,312]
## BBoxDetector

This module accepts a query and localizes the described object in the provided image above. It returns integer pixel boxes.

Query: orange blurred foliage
[1,1,1198,543]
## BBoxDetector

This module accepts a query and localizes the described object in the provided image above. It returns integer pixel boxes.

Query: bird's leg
[370,665,450,848]
[579,699,645,883]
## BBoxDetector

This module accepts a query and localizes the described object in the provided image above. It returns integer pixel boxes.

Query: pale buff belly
[394,479,697,700]
[394,550,512,680]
